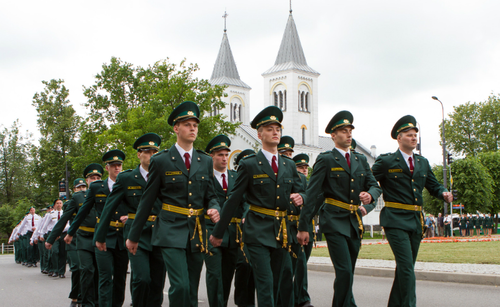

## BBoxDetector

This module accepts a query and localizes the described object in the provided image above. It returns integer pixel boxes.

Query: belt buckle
[275,210,280,220]
[150,216,156,221]
[349,204,354,213]
[189,208,194,216]
[415,206,419,211]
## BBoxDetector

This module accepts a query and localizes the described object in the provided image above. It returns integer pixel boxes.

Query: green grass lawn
[311,241,500,264]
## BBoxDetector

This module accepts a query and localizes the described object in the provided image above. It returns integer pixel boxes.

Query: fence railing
[1,243,14,254]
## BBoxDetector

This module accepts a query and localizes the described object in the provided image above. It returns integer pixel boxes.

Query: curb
[307,264,500,286]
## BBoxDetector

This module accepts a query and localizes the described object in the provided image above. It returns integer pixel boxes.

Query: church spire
[262,10,319,76]
[210,11,251,89]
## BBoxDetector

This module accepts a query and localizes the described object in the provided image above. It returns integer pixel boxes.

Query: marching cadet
[297,110,382,307]
[32,203,53,274]
[67,151,129,307]
[276,135,299,307]
[18,206,42,267]
[51,165,103,307]
[204,135,241,307]
[232,149,256,307]
[292,153,314,307]
[210,106,306,307]
[126,101,220,307]
[95,133,166,307]
[9,221,22,264]
[38,199,66,277]
[371,115,452,307]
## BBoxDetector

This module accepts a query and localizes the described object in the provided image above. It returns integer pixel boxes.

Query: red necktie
[345,153,351,168]
[272,156,278,177]
[32,215,34,227]
[58,212,60,220]
[146,173,149,182]
[409,157,414,173]
[221,173,228,193]
[184,153,191,172]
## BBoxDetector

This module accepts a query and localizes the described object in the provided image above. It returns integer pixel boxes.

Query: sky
[2,0,500,166]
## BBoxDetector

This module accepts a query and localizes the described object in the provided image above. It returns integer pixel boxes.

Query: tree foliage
[76,57,239,172]
[444,94,500,156]
[31,79,81,204]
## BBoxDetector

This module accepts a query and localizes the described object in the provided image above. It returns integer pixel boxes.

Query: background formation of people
[8,101,464,307]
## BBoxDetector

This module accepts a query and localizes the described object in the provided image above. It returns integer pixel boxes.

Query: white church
[208,9,383,225]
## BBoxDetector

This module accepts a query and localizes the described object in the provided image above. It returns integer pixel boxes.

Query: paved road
[2,254,499,306]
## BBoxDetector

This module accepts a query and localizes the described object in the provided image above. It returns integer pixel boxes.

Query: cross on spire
[223,10,228,32]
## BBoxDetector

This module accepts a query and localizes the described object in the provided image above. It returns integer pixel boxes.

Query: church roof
[210,32,251,89]
[262,13,319,76]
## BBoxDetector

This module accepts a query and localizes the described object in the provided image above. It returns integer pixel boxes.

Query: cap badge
[270,116,277,120]
[408,123,414,127]
[113,156,118,160]
[344,119,349,123]
[187,111,194,116]
[149,141,155,145]
[221,142,226,146]
[285,144,290,148]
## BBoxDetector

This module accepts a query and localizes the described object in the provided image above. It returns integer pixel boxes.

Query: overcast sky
[2,0,499,166]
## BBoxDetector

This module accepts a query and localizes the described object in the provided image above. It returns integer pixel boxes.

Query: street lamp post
[432,96,449,215]
[417,122,422,155]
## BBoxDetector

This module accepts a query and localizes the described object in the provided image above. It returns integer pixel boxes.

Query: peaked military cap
[278,136,295,152]
[235,149,255,166]
[206,134,231,154]
[391,115,418,139]
[293,153,309,166]
[350,139,357,150]
[84,163,104,178]
[102,149,125,164]
[133,133,161,151]
[168,101,200,126]
[73,178,86,188]
[53,198,61,206]
[325,110,354,133]
[250,106,283,129]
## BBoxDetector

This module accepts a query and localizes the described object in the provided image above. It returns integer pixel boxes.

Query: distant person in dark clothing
[437,213,444,237]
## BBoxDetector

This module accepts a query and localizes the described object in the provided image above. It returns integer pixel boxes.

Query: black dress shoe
[27,263,33,267]
[69,301,77,307]
[33,263,37,267]
[59,274,66,278]
[300,302,314,307]
[48,272,56,277]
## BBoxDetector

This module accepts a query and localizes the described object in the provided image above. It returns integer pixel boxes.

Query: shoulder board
[319,150,332,156]
[228,169,237,176]
[196,149,209,156]
[154,149,167,157]
[92,179,103,183]
[121,169,133,173]
[241,153,256,160]
[379,152,392,156]
[281,155,293,161]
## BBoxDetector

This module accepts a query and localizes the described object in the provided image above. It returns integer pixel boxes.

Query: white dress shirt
[108,177,115,192]
[261,149,279,170]
[175,143,194,165]
[399,149,415,171]
[139,165,149,182]
[213,169,228,189]
[335,147,351,163]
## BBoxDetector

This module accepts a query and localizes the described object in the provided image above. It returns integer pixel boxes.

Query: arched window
[302,127,306,144]
[298,83,311,113]
[274,92,278,107]
[305,93,309,111]
[272,84,287,112]
[279,91,283,110]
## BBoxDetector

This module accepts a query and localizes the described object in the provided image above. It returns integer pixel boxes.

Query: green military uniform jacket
[299,149,381,238]
[212,150,306,248]
[372,150,447,233]
[47,191,86,245]
[128,146,220,251]
[206,169,242,249]
[95,165,162,251]
[69,179,128,251]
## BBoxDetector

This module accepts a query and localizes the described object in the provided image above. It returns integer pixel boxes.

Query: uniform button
[261,181,263,183]
[115,212,118,214]
[196,244,199,247]
[188,204,192,207]
[277,196,280,199]
[277,185,280,188]
[351,179,354,182]
[290,201,292,204]
[412,179,414,182]
[202,176,204,179]
[415,198,418,201]
[133,193,135,195]
[172,178,175,181]
[351,190,354,193]
[226,196,228,199]
[152,225,154,228]
[189,193,192,196]
[413,189,416,192]
[189,181,192,184]
[116,228,119,231]
[350,200,353,203]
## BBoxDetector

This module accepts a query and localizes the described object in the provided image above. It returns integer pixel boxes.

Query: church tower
[262,9,320,147]
[209,12,251,125]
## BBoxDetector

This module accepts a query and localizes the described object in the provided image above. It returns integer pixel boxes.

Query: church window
[302,127,306,144]
[305,93,309,111]
[274,92,278,107]
[279,91,283,110]
[298,83,310,113]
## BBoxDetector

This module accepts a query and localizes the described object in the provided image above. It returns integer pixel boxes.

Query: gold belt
[325,198,364,238]
[384,201,424,236]
[162,203,205,252]
[128,213,157,222]
[204,215,211,220]
[230,217,242,223]
[288,215,300,222]
[249,204,288,248]
[79,226,95,233]
[97,218,125,228]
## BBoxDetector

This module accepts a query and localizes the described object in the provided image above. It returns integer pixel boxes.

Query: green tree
[478,151,500,229]
[422,165,448,215]
[76,57,239,172]
[31,79,81,204]
[0,120,34,206]
[451,157,494,213]
[444,94,500,156]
